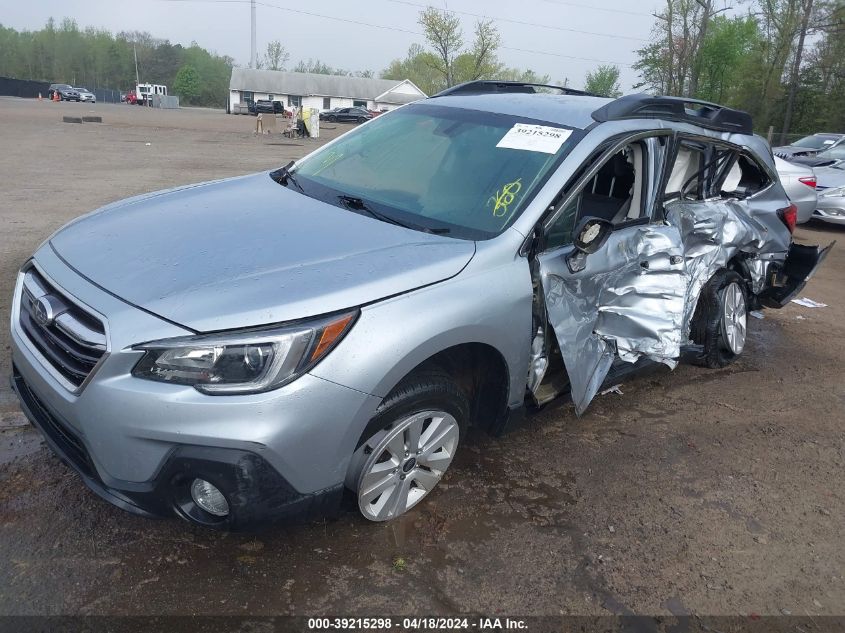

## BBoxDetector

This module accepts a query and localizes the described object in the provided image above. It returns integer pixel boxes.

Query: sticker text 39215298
[496,124,572,154]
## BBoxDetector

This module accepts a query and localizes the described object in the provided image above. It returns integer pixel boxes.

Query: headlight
[131,311,356,394]
[820,186,845,198]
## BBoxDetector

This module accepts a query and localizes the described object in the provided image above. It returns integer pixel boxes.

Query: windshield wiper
[270,161,304,192]
[337,195,450,234]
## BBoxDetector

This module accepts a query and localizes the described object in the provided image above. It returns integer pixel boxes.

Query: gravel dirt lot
[0,97,843,618]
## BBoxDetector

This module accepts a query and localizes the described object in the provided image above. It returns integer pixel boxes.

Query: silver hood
[49,173,476,332]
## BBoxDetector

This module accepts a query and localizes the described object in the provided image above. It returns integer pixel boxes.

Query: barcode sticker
[497,124,572,154]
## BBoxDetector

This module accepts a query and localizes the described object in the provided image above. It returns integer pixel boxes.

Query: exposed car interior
[665,145,705,200]
[577,143,652,224]
[720,155,771,198]
[546,142,648,249]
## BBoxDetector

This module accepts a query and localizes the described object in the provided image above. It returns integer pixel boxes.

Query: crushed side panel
[538,224,686,415]
[664,198,775,337]
[540,199,786,415]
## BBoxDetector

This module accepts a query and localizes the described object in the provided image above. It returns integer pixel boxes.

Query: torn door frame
[526,127,792,416]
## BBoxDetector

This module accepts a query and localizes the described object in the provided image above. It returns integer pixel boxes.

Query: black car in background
[48,84,81,101]
[242,99,285,116]
[320,107,373,123]
[255,99,285,115]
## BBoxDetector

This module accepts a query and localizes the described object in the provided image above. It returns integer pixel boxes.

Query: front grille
[18,268,107,389]
[12,365,97,479]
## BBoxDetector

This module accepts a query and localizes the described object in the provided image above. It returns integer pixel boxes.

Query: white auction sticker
[496,124,572,154]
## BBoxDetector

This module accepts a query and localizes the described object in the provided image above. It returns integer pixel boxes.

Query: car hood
[49,173,476,332]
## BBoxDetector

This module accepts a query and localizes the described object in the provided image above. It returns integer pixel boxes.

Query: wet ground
[0,98,843,617]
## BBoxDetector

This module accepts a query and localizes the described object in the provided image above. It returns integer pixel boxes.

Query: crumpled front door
[538,223,687,415]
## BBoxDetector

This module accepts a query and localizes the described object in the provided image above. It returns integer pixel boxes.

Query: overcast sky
[1,0,662,91]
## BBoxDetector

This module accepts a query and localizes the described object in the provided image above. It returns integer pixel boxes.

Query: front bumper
[11,365,343,529]
[813,206,845,225]
[9,251,383,528]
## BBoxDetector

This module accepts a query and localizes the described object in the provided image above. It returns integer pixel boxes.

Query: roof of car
[424,92,614,129]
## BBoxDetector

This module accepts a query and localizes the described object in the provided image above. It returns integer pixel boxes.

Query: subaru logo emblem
[33,296,55,327]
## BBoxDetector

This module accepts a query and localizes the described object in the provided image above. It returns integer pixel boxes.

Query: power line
[258,0,637,65]
[388,0,649,42]
[152,0,636,66]
[255,1,422,34]
[500,44,635,66]
[537,0,655,17]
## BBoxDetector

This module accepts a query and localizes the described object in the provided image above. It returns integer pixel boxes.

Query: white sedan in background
[75,87,96,103]
[814,164,845,225]
[774,156,817,224]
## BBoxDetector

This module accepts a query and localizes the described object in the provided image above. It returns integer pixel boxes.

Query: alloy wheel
[721,281,747,355]
[357,410,459,521]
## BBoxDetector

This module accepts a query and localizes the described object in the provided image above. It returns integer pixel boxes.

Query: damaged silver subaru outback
[10,82,833,529]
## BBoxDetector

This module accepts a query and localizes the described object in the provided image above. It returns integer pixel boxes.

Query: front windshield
[293,103,580,239]
[792,135,838,149]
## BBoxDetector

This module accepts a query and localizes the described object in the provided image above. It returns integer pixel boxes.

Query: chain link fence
[0,76,49,98]
[1,76,126,103]
[91,87,123,104]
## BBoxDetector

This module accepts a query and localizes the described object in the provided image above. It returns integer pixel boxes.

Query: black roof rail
[591,94,753,135]
[432,80,599,98]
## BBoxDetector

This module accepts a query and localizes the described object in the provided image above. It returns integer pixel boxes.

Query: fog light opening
[190,478,230,517]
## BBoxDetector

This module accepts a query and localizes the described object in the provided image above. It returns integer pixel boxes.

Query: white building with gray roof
[228,68,426,114]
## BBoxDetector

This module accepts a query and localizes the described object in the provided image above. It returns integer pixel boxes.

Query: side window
[546,196,581,250]
[545,138,657,250]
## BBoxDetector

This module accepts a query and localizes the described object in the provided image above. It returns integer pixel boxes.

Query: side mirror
[566,216,613,274]
[572,216,613,254]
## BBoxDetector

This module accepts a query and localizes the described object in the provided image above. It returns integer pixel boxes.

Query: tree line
[634,0,845,139]
[1,5,843,139]
[0,18,233,106]
[0,14,552,108]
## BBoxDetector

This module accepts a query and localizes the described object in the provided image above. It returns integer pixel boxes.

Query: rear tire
[348,370,468,522]
[690,270,749,368]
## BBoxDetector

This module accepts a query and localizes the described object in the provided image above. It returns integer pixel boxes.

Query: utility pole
[250,0,257,68]
[133,42,140,89]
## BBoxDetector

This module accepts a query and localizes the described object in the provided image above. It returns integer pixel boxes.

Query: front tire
[690,270,748,368]
[349,370,468,522]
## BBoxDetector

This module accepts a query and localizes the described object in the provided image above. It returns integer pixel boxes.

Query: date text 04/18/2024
[307,617,528,630]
